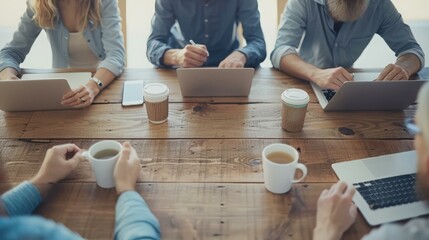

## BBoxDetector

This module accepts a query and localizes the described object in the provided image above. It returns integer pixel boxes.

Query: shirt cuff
[1,181,42,216]
[271,45,298,69]
[97,60,124,77]
[0,61,21,75]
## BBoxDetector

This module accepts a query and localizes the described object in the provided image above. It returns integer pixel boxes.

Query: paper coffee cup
[144,83,169,124]
[281,89,310,132]
[84,140,122,188]
[262,143,308,194]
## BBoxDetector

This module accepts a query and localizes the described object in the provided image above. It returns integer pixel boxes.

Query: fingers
[68,150,85,169]
[219,61,244,69]
[62,86,92,107]
[180,44,209,67]
[349,204,358,219]
[186,44,209,58]
[378,64,409,81]
[339,68,353,82]
[62,85,85,99]
[119,142,132,163]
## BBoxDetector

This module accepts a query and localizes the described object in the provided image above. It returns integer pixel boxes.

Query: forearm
[279,54,322,83]
[162,49,180,67]
[395,53,421,78]
[86,68,116,96]
[114,191,160,240]
[313,227,343,240]
[1,181,43,216]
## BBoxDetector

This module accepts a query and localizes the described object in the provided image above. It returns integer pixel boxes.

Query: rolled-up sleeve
[377,0,425,70]
[114,191,160,240]
[237,0,266,68]
[146,0,176,68]
[1,181,42,216]
[270,0,307,69]
[98,0,126,76]
[0,1,41,74]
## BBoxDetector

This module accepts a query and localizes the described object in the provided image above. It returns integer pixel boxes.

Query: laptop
[332,151,429,226]
[311,72,427,111]
[0,72,91,112]
[176,68,255,97]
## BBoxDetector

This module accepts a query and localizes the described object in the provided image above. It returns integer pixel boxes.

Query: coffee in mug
[281,89,310,132]
[266,151,294,164]
[93,149,119,160]
[144,83,169,124]
[83,140,122,188]
[262,143,308,194]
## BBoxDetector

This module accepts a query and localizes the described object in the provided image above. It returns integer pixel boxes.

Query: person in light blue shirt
[0,142,160,240]
[147,0,266,69]
[271,0,425,90]
[0,0,125,108]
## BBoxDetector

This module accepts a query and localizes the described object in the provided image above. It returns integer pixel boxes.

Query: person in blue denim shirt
[0,0,125,108]
[271,0,425,91]
[0,142,160,240]
[147,0,266,69]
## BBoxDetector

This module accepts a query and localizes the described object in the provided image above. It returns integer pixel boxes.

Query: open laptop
[312,72,427,111]
[332,151,429,226]
[0,72,91,112]
[176,68,255,97]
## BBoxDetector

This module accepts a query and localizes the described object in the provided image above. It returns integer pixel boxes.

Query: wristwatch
[89,77,103,90]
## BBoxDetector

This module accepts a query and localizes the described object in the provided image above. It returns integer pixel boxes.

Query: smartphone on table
[122,80,144,106]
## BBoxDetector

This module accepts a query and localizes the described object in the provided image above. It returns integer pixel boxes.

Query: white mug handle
[292,163,308,183]
[82,151,90,160]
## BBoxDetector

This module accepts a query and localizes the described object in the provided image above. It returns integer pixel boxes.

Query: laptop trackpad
[364,151,417,178]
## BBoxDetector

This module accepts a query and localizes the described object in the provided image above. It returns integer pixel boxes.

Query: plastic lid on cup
[281,88,310,107]
[143,83,169,103]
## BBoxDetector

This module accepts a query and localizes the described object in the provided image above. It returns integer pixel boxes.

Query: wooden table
[1,67,427,239]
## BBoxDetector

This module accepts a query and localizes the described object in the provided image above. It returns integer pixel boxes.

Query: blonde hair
[416,82,429,149]
[31,0,102,31]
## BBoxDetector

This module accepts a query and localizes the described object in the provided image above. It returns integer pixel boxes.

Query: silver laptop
[312,72,427,111]
[332,151,429,226]
[176,68,255,97]
[0,72,91,112]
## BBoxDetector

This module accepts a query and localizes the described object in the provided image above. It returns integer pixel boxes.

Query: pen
[189,40,209,56]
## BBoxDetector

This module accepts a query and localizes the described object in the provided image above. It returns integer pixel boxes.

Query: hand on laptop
[313,67,353,90]
[313,182,357,240]
[219,51,246,68]
[0,67,19,80]
[377,63,409,81]
[61,83,99,108]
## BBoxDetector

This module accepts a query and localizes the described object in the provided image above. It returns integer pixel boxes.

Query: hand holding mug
[114,142,141,195]
[31,144,84,185]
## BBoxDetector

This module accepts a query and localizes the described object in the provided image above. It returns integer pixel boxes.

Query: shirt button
[205,4,208,7]
[204,19,208,23]
[87,39,91,43]
[205,34,209,38]
[334,43,338,47]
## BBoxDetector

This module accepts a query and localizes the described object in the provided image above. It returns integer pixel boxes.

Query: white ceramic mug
[83,140,122,188]
[262,143,308,194]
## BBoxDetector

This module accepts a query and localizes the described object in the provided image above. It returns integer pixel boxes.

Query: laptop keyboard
[353,173,420,210]
[322,89,336,101]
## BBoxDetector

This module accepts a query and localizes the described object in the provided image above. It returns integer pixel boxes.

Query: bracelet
[89,77,103,90]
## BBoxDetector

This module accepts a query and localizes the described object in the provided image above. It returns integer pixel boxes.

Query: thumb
[349,204,358,219]
[67,151,85,169]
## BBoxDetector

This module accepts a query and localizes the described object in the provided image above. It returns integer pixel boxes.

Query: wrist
[163,49,180,66]
[86,80,101,95]
[313,226,343,240]
[116,184,136,195]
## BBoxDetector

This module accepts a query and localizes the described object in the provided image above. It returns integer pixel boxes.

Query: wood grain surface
[1,67,426,240]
